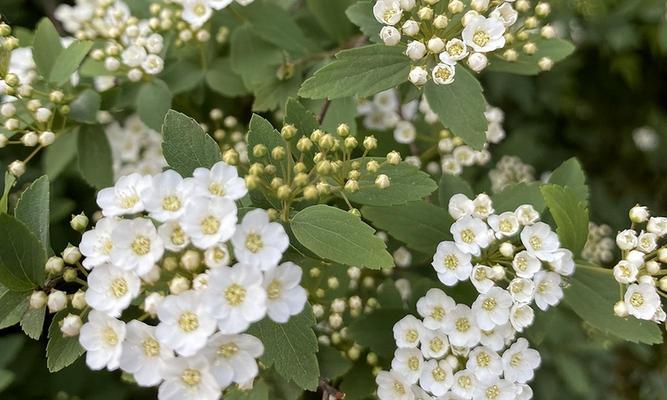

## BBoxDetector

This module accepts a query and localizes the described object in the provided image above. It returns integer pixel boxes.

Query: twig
[318,98,330,124]
[319,378,345,400]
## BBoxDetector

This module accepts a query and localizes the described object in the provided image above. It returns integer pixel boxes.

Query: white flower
[231,209,289,270]
[420,359,454,396]
[380,26,402,46]
[119,321,174,387]
[406,40,427,60]
[209,0,234,9]
[416,288,456,330]
[263,262,307,323]
[502,338,540,384]
[411,385,434,400]
[158,220,191,252]
[443,304,481,347]
[533,271,563,311]
[520,222,560,261]
[420,328,450,359]
[121,45,147,68]
[143,170,192,221]
[472,194,494,219]
[548,249,575,276]
[467,346,503,380]
[508,278,535,304]
[432,241,473,286]
[142,54,164,75]
[472,378,517,400]
[471,265,495,294]
[79,310,126,371]
[155,291,217,356]
[509,304,534,332]
[80,217,118,269]
[182,0,213,28]
[472,287,513,330]
[97,173,151,216]
[394,247,413,267]
[158,355,221,400]
[449,194,474,220]
[616,229,638,250]
[391,347,424,384]
[613,260,639,284]
[479,323,514,351]
[373,0,403,25]
[204,264,267,334]
[394,121,417,143]
[451,216,493,257]
[516,384,534,400]
[192,162,248,200]
[452,369,478,398]
[146,33,164,54]
[432,63,456,85]
[110,218,164,276]
[637,231,658,253]
[490,3,518,26]
[201,333,264,389]
[408,66,428,86]
[440,38,469,64]
[629,205,650,223]
[647,217,667,236]
[453,146,476,167]
[462,15,506,52]
[624,283,661,320]
[376,370,414,400]
[515,205,539,225]
[393,315,424,348]
[487,212,519,238]
[511,251,541,279]
[181,197,237,249]
[86,264,141,317]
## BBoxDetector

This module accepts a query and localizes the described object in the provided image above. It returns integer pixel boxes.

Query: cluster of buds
[581,222,615,265]
[488,155,536,193]
[206,108,248,166]
[372,0,558,86]
[105,114,168,179]
[245,121,398,220]
[611,205,667,326]
[146,2,217,46]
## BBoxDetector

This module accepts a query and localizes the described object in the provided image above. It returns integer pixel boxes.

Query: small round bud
[281,124,297,140]
[4,73,19,87]
[427,37,445,53]
[316,160,333,175]
[276,185,292,200]
[491,265,506,280]
[271,146,286,160]
[613,300,628,317]
[406,40,427,60]
[375,174,390,189]
[252,144,268,158]
[336,123,350,137]
[344,136,358,150]
[0,23,11,36]
[222,149,239,165]
[366,160,380,173]
[658,248,667,264]
[448,0,465,13]
[538,57,553,71]
[499,242,514,258]
[541,25,556,39]
[646,261,660,275]
[408,66,428,86]
[209,108,223,121]
[47,290,68,313]
[29,291,48,309]
[659,277,667,292]
[344,179,360,193]
[347,346,361,361]
[318,134,335,151]
[127,68,143,82]
[467,52,488,72]
[60,314,83,337]
[45,256,65,275]
[303,185,318,201]
[71,290,87,310]
[503,49,518,62]
[417,6,433,20]
[63,268,79,282]
[629,205,650,223]
[21,131,38,147]
[34,107,52,123]
[8,160,26,177]
[0,102,16,117]
[181,249,202,271]
[434,15,449,29]
[39,130,56,146]
[310,129,324,143]
[329,313,343,329]
[535,2,551,16]
[62,244,82,264]
[169,275,191,295]
[386,151,401,165]
[523,42,538,55]
[104,57,121,71]
[70,212,89,232]
[516,0,531,12]
[402,20,420,37]
[380,26,401,46]
[363,135,378,151]
[49,90,65,103]
[297,136,313,152]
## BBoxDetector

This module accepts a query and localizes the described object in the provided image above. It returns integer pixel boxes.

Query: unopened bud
[70,212,89,232]
[281,124,297,140]
[375,174,390,189]
[62,244,82,264]
[47,290,68,313]
[29,291,47,309]
[71,290,87,310]
[386,151,401,165]
[45,256,65,275]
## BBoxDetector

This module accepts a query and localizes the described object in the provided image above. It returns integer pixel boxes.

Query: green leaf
[321,97,357,136]
[488,38,575,75]
[49,41,93,86]
[0,214,47,291]
[291,205,394,269]
[0,370,14,393]
[69,89,101,123]
[252,71,302,112]
[306,0,356,44]
[362,201,453,255]
[32,18,63,77]
[161,60,205,95]
[438,174,473,208]
[347,159,437,206]
[136,79,172,131]
[348,309,406,359]
[247,305,320,391]
[548,158,588,205]
[424,66,487,150]
[230,25,283,90]
[205,57,249,97]
[0,289,29,323]
[340,363,377,400]
[565,265,662,344]
[346,1,382,43]
[318,345,352,380]
[540,184,589,256]
[46,310,85,372]
[299,44,410,100]
[162,110,220,177]
[77,125,114,189]
[43,129,78,180]
[20,305,45,340]
[15,175,50,251]
[226,380,269,400]
[0,172,16,214]
[492,182,546,213]
[247,114,289,171]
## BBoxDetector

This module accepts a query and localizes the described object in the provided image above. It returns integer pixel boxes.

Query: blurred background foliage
[1,0,666,399]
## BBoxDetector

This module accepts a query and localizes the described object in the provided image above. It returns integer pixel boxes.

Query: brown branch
[319,378,345,400]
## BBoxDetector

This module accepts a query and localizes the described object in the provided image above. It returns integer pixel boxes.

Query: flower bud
[467,52,488,72]
[45,256,65,275]
[281,124,297,140]
[658,248,667,264]
[277,185,292,200]
[499,242,514,258]
[503,49,518,62]
[646,260,660,275]
[8,160,26,177]
[63,268,78,282]
[62,244,82,264]
[71,290,87,310]
[434,15,449,29]
[319,134,335,151]
[252,144,268,158]
[375,174,390,189]
[143,292,164,317]
[296,136,313,152]
[523,42,538,55]
[448,0,464,13]
[380,26,401,46]
[70,212,89,232]
[39,130,56,146]
[303,185,318,201]
[181,249,201,271]
[29,291,47,309]
[21,132,38,147]
[271,146,286,160]
[47,290,68,313]
[629,205,650,223]
[400,0,416,10]
[169,275,191,294]
[222,149,239,165]
[659,277,667,292]
[405,41,427,60]
[541,25,556,39]
[386,151,401,165]
[49,90,65,103]
[363,135,378,151]
[408,66,428,86]
[345,179,360,193]
[402,20,420,36]
[60,314,82,337]
[535,2,551,16]
[417,6,433,20]
[344,136,358,150]
[613,301,628,317]
[0,102,16,117]
[538,57,553,71]
[492,265,506,280]
[427,37,445,54]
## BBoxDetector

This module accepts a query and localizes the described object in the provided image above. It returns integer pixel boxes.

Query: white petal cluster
[378,289,541,400]
[610,205,667,324]
[179,0,256,28]
[106,114,167,180]
[76,162,308,400]
[488,156,535,193]
[581,222,615,265]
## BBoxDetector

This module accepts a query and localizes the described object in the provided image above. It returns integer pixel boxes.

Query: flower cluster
[177,0,255,29]
[105,114,167,179]
[488,156,535,193]
[435,193,574,332]
[377,289,541,400]
[49,162,308,399]
[581,222,615,265]
[611,205,667,325]
[373,0,558,86]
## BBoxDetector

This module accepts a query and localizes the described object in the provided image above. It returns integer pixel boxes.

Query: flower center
[630,292,644,307]
[102,239,113,255]
[408,356,420,371]
[455,317,470,332]
[181,368,201,387]
[178,311,199,332]
[430,337,444,353]
[474,268,487,280]
[405,328,419,343]
[458,375,472,389]
[208,182,225,196]
[537,281,549,294]
[486,385,500,399]
[142,338,160,357]
[217,342,239,358]
[432,366,447,382]
[193,4,207,17]
[461,229,475,244]
[225,284,247,306]
[120,194,139,209]
[393,381,406,395]
[131,235,151,256]
[473,30,490,47]
[443,254,459,270]
[171,226,187,245]
[499,219,512,232]
[435,67,451,81]
[103,327,118,346]
[383,9,397,23]
[482,297,497,311]
[449,43,464,56]
[510,352,522,367]
[529,235,542,250]
[201,216,220,235]
[515,256,528,271]
[431,306,445,321]
[245,233,264,253]
[267,280,282,300]
[110,278,128,298]
[162,195,182,212]
[476,351,491,367]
